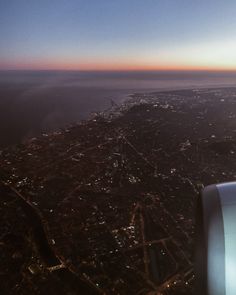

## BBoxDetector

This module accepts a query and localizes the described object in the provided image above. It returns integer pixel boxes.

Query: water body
[0,70,236,148]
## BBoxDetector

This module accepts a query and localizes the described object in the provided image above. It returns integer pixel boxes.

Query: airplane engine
[196,182,236,295]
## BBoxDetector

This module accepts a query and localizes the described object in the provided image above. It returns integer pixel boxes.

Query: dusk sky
[1,0,236,71]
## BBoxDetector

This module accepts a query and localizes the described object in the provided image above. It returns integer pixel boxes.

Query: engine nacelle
[196,182,236,295]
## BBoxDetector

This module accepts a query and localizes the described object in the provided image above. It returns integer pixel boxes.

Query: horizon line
[1,68,236,73]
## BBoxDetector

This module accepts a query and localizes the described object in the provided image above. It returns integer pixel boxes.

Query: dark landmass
[1,87,236,294]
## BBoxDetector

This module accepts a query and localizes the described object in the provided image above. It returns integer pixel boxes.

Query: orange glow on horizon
[1,59,236,72]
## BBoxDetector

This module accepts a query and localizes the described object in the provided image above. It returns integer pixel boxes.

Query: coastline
[1,87,236,294]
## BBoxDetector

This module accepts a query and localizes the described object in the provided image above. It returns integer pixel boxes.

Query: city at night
[1,1,236,294]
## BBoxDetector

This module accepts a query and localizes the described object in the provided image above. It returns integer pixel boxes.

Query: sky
[1,0,236,71]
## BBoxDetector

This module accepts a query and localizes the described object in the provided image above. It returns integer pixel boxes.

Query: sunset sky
[1,0,236,71]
